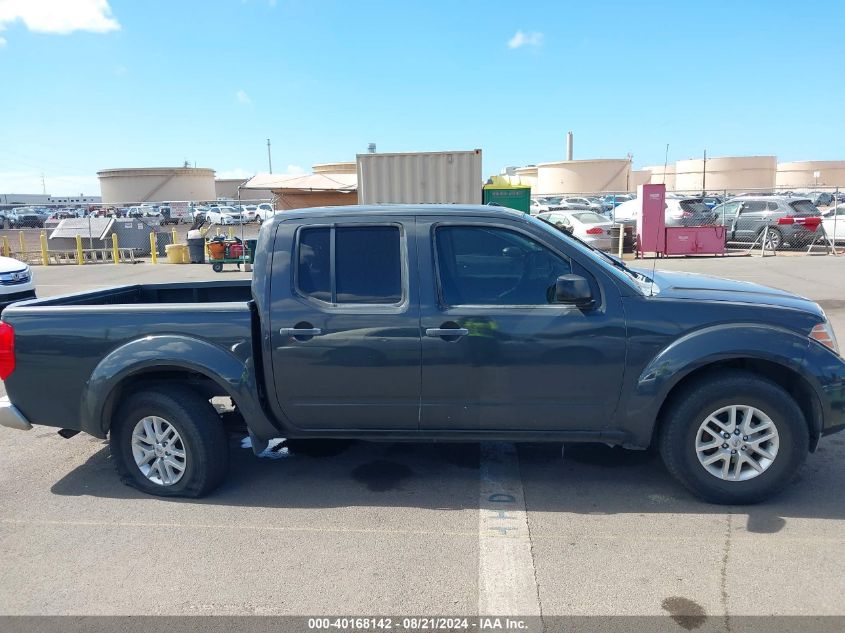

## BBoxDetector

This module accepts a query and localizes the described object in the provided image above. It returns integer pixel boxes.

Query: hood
[0,256,28,274]
[640,269,824,317]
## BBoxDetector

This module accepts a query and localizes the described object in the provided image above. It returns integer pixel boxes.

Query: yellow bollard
[2,236,9,257]
[40,231,49,266]
[149,232,158,264]
[18,231,25,256]
[171,228,178,244]
[112,233,119,264]
[227,226,234,239]
[75,234,84,265]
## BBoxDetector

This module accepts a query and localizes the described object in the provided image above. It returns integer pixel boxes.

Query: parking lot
[1,254,844,620]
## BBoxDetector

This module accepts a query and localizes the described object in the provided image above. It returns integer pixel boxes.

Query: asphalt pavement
[1,254,843,620]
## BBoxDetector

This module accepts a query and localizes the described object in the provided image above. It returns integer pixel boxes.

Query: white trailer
[356,150,482,205]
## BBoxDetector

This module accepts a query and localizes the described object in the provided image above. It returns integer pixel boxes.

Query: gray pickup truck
[1,205,843,503]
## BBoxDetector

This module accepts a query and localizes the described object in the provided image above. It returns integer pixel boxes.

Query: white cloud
[0,0,120,41]
[0,36,6,47]
[235,89,251,104]
[507,30,543,49]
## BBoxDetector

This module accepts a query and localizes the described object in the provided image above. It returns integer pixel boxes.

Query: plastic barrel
[187,237,206,264]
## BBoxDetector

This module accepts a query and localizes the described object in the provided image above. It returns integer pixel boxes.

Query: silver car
[537,210,613,250]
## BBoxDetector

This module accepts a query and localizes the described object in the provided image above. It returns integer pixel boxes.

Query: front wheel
[659,370,808,504]
[110,385,229,497]
[211,262,223,273]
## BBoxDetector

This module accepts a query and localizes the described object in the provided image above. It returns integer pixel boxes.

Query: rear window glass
[335,226,402,304]
[789,200,821,216]
[570,212,606,224]
[741,201,768,212]
[679,201,710,213]
[297,225,402,305]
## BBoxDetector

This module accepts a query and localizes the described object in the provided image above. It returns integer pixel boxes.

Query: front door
[269,218,420,431]
[418,218,627,432]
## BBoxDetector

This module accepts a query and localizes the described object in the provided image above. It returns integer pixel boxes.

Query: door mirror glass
[554,274,593,306]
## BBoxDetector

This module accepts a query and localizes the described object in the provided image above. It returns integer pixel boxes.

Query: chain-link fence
[0,198,273,265]
[531,188,843,255]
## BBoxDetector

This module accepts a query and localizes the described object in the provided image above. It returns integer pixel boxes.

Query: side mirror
[553,274,593,307]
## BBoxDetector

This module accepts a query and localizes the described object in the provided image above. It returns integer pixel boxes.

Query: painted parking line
[478,442,542,619]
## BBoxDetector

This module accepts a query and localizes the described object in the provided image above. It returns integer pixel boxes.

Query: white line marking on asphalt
[478,442,542,618]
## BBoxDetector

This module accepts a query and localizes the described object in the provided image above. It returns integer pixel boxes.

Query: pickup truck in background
[1,205,843,503]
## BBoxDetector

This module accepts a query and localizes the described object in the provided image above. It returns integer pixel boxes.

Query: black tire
[212,262,223,273]
[659,370,808,504]
[110,385,229,498]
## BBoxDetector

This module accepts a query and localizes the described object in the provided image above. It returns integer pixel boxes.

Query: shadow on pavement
[50,434,845,531]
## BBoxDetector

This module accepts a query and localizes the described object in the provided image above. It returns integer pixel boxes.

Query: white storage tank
[629,169,652,191]
[356,150,482,204]
[644,164,676,190]
[535,159,631,195]
[674,156,776,192]
[98,167,216,204]
[776,161,845,189]
[512,165,538,189]
[312,162,357,175]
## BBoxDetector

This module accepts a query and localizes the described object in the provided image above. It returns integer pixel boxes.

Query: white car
[537,210,613,251]
[822,204,845,243]
[238,205,259,223]
[0,256,35,310]
[206,206,244,225]
[255,203,277,223]
[529,199,549,215]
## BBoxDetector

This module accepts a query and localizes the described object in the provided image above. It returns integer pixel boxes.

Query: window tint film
[435,226,571,306]
[335,226,402,304]
[297,227,331,302]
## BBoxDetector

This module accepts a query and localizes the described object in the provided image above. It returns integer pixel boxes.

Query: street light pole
[267,139,273,174]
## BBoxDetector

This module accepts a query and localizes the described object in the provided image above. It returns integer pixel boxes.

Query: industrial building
[534,158,632,195]
[242,163,358,209]
[97,167,216,204]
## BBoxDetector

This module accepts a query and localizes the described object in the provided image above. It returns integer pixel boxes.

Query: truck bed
[1,280,257,436]
[23,280,253,307]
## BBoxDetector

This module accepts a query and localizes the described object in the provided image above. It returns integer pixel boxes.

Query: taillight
[0,322,14,380]
[778,216,822,230]
[585,227,604,235]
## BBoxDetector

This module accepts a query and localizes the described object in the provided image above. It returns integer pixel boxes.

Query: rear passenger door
[269,218,421,431]
[733,201,769,241]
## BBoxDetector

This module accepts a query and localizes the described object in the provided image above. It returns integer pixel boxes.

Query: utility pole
[41,172,46,195]
[267,138,273,174]
[702,149,707,195]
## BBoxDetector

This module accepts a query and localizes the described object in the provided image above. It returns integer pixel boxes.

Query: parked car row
[192,203,275,225]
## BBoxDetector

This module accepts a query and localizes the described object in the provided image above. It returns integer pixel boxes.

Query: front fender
[80,334,281,440]
[637,323,810,396]
[620,323,816,447]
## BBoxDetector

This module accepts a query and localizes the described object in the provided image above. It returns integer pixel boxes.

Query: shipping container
[356,150,482,205]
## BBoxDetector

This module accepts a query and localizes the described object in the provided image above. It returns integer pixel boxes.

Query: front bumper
[0,396,32,431]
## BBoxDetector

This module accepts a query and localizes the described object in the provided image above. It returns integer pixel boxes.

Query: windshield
[680,201,711,213]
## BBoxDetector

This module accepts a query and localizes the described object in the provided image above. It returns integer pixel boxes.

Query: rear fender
[81,334,281,440]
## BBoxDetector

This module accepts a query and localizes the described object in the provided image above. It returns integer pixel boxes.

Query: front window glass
[435,226,571,306]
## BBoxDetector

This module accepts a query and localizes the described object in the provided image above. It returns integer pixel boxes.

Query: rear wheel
[110,385,229,497]
[212,262,223,273]
[659,370,807,504]
[762,227,783,250]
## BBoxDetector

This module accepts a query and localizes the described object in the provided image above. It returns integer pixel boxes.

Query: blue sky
[1,0,843,194]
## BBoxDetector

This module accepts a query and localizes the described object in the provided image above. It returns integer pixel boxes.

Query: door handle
[279,327,322,337]
[426,327,469,338]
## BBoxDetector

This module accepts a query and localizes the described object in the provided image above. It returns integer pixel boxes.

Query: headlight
[810,321,839,355]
